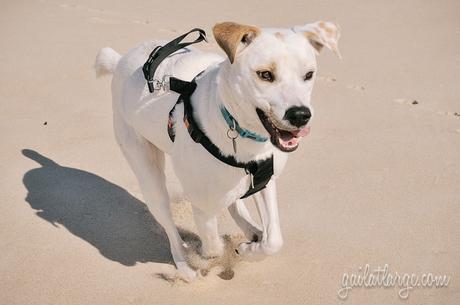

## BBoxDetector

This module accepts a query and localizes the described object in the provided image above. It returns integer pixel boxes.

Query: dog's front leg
[236,179,283,261]
[228,199,262,242]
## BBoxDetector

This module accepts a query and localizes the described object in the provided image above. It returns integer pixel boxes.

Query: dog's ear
[213,22,260,64]
[293,21,341,58]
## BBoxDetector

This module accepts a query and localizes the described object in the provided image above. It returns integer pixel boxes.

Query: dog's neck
[192,63,274,163]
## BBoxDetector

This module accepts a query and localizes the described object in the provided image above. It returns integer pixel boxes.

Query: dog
[95,21,340,280]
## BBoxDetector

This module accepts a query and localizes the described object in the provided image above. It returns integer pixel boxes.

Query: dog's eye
[304,71,314,81]
[257,70,275,82]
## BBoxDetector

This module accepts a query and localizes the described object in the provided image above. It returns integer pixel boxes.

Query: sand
[1,0,459,304]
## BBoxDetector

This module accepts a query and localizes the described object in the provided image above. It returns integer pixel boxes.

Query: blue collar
[220,106,268,142]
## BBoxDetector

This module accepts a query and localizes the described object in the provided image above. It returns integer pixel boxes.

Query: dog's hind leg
[115,121,196,281]
[228,199,262,242]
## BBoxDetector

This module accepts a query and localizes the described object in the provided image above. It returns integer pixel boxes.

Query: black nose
[284,106,311,127]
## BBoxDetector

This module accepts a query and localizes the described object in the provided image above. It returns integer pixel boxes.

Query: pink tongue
[291,126,310,138]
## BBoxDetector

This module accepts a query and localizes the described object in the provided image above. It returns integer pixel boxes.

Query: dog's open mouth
[256,108,310,152]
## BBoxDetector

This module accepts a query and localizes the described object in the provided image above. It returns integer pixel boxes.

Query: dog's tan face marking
[255,62,277,82]
[213,22,260,64]
[256,62,277,73]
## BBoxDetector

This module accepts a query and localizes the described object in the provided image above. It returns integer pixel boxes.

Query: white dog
[95,21,340,280]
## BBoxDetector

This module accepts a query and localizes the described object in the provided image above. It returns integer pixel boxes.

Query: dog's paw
[235,242,268,262]
[176,262,198,282]
[235,237,283,261]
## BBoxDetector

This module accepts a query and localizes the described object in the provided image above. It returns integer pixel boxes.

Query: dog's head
[213,21,340,152]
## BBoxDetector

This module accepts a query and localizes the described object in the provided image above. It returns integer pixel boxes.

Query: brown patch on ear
[297,21,341,58]
[212,22,260,64]
[324,27,335,37]
[304,32,324,53]
[318,21,337,37]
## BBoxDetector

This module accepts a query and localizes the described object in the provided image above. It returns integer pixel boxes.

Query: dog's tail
[94,47,121,77]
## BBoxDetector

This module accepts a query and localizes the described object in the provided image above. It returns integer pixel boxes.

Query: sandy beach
[1,0,459,304]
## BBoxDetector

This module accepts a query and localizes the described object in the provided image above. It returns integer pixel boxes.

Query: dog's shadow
[21,149,182,266]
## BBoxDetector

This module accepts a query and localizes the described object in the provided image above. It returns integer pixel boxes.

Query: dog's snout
[284,106,311,127]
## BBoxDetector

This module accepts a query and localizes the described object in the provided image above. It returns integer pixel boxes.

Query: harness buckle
[150,75,171,92]
[162,75,171,91]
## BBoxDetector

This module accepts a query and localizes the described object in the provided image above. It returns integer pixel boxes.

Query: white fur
[95,22,339,281]
[95,47,122,77]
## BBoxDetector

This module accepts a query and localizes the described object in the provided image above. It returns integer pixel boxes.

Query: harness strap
[142,28,207,93]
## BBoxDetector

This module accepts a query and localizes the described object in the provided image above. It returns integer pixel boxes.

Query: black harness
[142,29,273,199]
